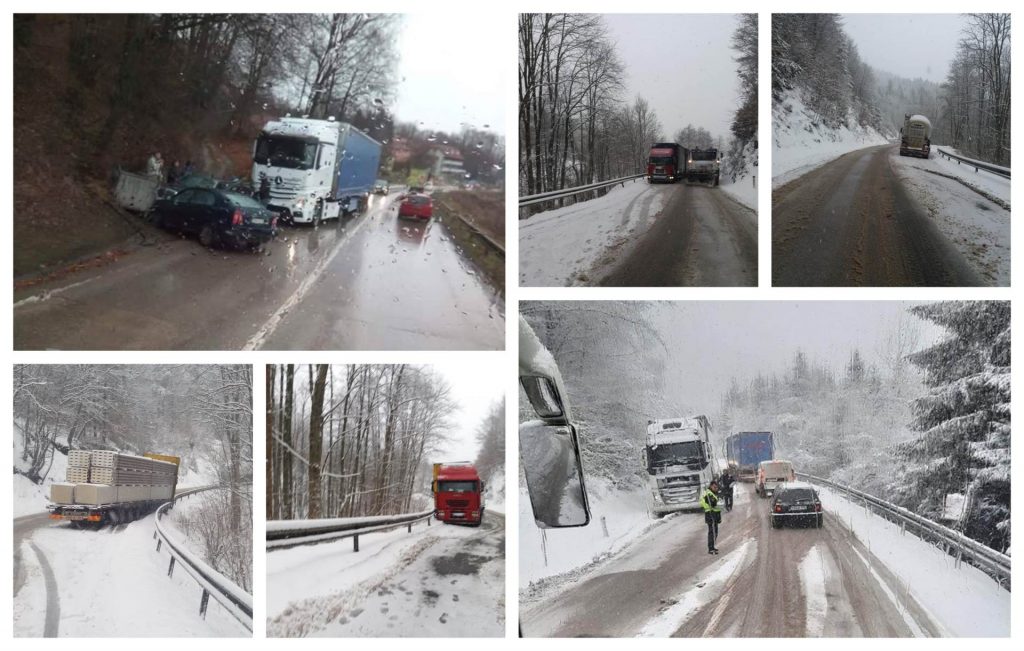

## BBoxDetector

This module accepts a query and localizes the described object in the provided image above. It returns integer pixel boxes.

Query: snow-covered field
[890,148,1010,285]
[519,477,655,589]
[773,90,889,188]
[819,486,1009,636]
[519,181,669,286]
[268,515,504,637]
[15,515,247,636]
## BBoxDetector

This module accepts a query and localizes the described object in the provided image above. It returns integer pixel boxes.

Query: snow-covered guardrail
[518,173,646,209]
[935,148,1010,179]
[798,473,1011,588]
[154,487,253,631]
[266,509,435,552]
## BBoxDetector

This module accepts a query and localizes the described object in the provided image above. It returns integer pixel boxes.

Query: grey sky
[433,358,505,463]
[649,302,943,411]
[603,14,741,141]
[394,14,505,136]
[841,14,967,82]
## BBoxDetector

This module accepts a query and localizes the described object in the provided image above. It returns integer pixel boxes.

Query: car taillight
[774,505,782,513]
[232,209,243,226]
[271,216,278,228]
[815,503,821,512]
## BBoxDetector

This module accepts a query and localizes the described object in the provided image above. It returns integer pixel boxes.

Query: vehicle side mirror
[520,375,564,419]
[520,421,590,528]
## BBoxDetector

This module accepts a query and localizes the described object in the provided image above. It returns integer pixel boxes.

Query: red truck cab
[433,463,485,526]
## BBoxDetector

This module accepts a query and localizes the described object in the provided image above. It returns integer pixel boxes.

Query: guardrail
[798,473,1011,588]
[936,148,1011,179]
[518,173,646,209]
[154,487,253,631]
[266,509,435,552]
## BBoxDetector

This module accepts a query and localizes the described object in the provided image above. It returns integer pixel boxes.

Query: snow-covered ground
[519,477,656,589]
[773,90,889,188]
[890,148,1010,285]
[486,470,506,514]
[719,173,757,211]
[13,420,68,518]
[15,515,247,636]
[268,515,504,637]
[519,181,669,286]
[819,486,1009,636]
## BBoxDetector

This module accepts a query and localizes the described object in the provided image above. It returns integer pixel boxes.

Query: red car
[398,194,433,220]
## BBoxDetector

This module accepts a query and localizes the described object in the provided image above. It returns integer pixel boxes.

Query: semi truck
[252,116,382,225]
[644,415,720,516]
[725,431,775,481]
[647,143,687,183]
[685,148,721,186]
[432,462,485,526]
[48,450,180,527]
[899,114,932,158]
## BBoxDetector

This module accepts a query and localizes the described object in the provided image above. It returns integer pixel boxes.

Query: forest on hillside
[772,13,1010,165]
[267,364,504,521]
[518,14,756,208]
[13,364,254,590]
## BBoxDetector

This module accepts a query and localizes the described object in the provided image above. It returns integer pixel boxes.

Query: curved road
[14,192,504,350]
[14,513,60,637]
[521,485,941,637]
[772,145,980,286]
[599,184,757,287]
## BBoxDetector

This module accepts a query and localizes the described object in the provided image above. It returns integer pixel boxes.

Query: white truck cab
[644,416,719,516]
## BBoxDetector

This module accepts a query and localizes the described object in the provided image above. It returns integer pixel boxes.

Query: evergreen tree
[894,301,1010,552]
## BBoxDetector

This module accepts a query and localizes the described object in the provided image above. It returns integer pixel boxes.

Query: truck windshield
[690,150,718,161]
[254,135,318,170]
[647,440,704,470]
[438,480,478,493]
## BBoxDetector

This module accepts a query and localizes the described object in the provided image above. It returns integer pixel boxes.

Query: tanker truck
[899,114,932,158]
[48,450,180,527]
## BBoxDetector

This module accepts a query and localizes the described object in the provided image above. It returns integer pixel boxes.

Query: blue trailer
[725,431,774,481]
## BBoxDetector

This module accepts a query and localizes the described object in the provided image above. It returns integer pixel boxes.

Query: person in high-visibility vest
[700,480,722,554]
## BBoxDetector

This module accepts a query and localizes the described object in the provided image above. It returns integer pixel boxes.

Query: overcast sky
[603,14,741,141]
[393,14,504,136]
[648,302,944,411]
[841,14,967,82]
[432,358,505,463]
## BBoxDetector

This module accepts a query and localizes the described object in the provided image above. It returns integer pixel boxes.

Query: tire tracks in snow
[29,542,60,637]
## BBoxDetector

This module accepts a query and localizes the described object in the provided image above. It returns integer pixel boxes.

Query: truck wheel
[199,225,217,249]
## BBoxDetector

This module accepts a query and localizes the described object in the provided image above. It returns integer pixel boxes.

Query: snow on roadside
[890,149,1009,286]
[27,515,246,636]
[773,90,889,188]
[819,486,1009,636]
[635,539,755,637]
[519,477,653,589]
[798,544,827,637]
[519,181,668,286]
[486,470,506,514]
[13,542,48,636]
[13,420,68,518]
[267,522,438,620]
[719,174,757,211]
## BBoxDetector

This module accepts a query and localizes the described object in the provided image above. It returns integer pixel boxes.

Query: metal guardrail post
[167,556,176,578]
[200,589,210,619]
[353,534,359,553]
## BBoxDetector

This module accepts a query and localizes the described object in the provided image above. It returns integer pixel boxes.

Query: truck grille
[445,499,470,508]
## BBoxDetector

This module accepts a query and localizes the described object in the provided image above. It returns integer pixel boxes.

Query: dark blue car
[152,188,278,250]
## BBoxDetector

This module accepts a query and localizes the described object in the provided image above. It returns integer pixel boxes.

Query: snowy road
[772,145,994,286]
[13,511,247,637]
[519,181,756,287]
[520,484,971,637]
[14,192,504,350]
[268,512,505,637]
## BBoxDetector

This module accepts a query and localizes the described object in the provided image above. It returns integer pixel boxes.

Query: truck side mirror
[520,421,590,528]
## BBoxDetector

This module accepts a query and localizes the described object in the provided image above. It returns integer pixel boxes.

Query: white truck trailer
[899,114,932,158]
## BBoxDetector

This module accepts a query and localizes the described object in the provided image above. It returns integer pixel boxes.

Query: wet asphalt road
[521,485,940,638]
[14,193,504,350]
[772,145,981,286]
[599,183,757,287]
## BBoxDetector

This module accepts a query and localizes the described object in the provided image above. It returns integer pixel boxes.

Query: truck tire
[713,173,720,187]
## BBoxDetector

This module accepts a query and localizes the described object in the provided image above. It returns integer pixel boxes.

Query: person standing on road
[146,151,164,181]
[700,480,722,554]
[719,470,735,511]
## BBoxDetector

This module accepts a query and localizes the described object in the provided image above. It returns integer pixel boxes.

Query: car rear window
[409,195,431,205]
[224,193,265,210]
[779,488,815,502]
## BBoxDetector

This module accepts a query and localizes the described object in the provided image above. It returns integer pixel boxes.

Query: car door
[164,188,196,230]
[188,189,219,234]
